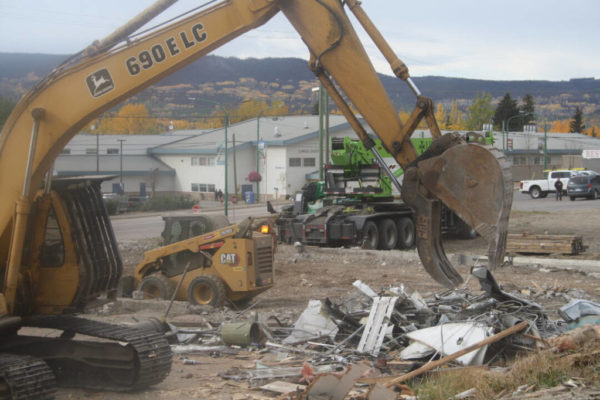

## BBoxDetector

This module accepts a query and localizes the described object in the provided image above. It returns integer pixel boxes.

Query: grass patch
[409,341,600,400]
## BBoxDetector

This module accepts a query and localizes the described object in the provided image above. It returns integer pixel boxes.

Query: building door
[139,182,146,197]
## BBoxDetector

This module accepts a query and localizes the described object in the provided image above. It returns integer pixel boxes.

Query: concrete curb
[456,253,600,275]
[110,200,289,220]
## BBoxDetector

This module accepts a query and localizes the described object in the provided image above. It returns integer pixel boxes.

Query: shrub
[139,194,196,211]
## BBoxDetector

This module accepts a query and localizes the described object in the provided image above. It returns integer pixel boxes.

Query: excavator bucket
[402,133,513,288]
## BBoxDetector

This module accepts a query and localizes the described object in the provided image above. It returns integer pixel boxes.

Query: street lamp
[117,139,126,194]
[504,112,549,169]
[256,104,282,202]
[191,98,229,216]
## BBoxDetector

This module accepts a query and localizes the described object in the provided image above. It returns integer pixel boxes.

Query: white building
[55,117,600,197]
[149,115,362,200]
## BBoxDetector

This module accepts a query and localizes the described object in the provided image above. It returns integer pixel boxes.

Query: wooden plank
[506,233,583,255]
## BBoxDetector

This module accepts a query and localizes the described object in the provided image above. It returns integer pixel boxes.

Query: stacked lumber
[506,233,584,255]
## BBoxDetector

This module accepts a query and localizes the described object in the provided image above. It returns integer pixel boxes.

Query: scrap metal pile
[153,266,600,399]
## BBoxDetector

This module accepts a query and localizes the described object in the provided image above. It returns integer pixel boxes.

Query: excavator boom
[0,2,513,394]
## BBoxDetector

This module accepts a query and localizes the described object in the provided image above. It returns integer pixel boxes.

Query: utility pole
[117,139,126,194]
[96,131,99,174]
[318,84,325,180]
[233,133,237,203]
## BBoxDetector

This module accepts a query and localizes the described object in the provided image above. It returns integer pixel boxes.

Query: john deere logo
[86,68,114,98]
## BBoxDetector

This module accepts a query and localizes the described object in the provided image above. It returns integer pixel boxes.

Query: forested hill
[1,52,598,121]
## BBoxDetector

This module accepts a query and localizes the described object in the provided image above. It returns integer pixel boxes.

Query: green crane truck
[277,133,493,249]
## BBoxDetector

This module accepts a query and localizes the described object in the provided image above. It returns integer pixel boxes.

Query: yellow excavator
[0,0,512,398]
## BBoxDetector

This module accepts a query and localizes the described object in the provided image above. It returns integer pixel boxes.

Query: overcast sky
[1,0,598,81]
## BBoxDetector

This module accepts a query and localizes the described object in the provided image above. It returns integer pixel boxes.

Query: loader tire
[397,217,415,249]
[138,274,176,300]
[378,218,398,250]
[187,275,226,308]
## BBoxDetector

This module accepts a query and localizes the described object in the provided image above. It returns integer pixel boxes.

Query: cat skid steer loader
[132,216,276,308]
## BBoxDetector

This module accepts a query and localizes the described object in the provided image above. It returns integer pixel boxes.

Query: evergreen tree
[0,97,16,130]
[520,94,535,127]
[569,106,585,133]
[493,93,520,130]
[466,92,494,130]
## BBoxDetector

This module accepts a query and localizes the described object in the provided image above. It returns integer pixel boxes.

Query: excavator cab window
[40,207,65,267]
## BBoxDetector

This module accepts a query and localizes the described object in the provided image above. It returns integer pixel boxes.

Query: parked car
[118,195,150,213]
[567,174,600,200]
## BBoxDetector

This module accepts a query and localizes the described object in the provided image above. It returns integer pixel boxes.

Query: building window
[107,148,119,155]
[512,156,519,165]
[289,158,301,167]
[85,148,97,155]
[60,148,71,155]
[533,156,540,165]
[303,158,316,167]
[192,156,215,166]
[191,183,216,192]
[191,157,199,166]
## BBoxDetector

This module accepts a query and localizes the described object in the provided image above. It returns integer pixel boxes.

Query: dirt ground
[56,208,600,399]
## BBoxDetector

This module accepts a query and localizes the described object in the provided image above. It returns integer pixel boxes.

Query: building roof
[53,155,175,176]
[65,133,196,155]
[149,115,351,155]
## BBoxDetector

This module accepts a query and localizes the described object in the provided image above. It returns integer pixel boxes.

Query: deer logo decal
[85,68,114,98]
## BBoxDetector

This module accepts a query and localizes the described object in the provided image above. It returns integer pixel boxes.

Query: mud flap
[402,135,512,288]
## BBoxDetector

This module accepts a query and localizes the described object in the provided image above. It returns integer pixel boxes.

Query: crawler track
[13,315,172,392]
[0,353,55,400]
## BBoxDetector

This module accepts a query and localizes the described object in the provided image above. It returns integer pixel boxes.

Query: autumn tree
[493,93,520,130]
[550,119,570,133]
[520,94,535,126]
[96,103,159,134]
[466,92,494,131]
[446,100,465,130]
[569,106,585,133]
[434,103,448,129]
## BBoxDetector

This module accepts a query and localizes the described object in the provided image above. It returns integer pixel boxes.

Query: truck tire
[397,217,415,249]
[529,186,541,199]
[539,192,548,198]
[570,196,576,201]
[456,218,478,239]
[361,221,379,249]
[138,274,175,300]
[187,275,226,308]
[378,218,398,250]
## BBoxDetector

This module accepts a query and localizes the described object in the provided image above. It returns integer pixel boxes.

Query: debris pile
[150,266,600,399]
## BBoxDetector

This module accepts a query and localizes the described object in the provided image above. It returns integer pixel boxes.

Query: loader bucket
[402,134,512,288]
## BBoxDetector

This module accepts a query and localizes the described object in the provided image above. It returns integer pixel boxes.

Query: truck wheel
[378,218,398,250]
[361,221,379,250]
[539,192,548,198]
[457,218,478,239]
[187,275,226,308]
[529,186,541,199]
[570,196,576,201]
[397,217,415,249]
[138,274,175,300]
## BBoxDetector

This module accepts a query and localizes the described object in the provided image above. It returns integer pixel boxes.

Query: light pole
[191,98,229,216]
[504,112,548,169]
[117,139,126,194]
[256,105,281,202]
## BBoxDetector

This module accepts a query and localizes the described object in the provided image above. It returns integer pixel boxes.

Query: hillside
[1,53,599,122]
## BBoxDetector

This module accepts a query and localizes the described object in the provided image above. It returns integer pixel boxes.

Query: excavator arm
[1,0,512,317]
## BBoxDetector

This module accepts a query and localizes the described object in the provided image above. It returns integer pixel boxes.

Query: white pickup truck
[519,170,578,199]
